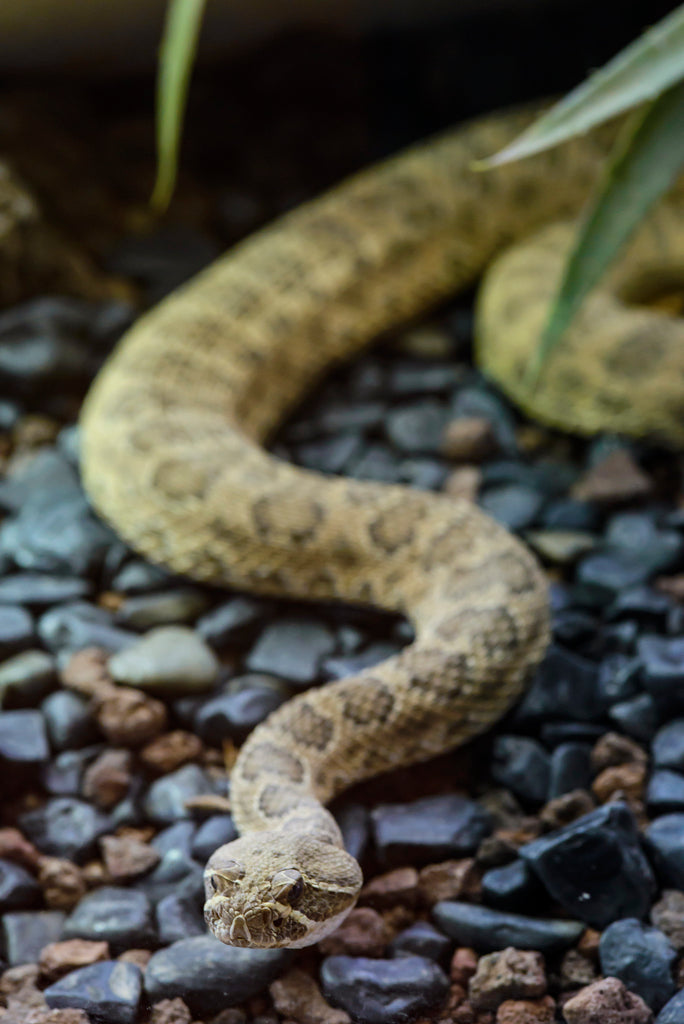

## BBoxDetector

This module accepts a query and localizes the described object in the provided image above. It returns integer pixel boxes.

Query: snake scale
[80,106,684,948]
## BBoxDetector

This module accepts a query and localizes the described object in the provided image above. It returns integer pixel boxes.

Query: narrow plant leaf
[526,78,684,384]
[152,0,207,211]
[480,3,684,168]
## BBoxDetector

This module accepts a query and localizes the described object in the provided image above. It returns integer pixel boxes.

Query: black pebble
[389,922,452,965]
[44,960,142,1024]
[321,954,449,1024]
[63,886,156,952]
[191,815,239,862]
[371,793,492,867]
[1,909,65,965]
[491,735,551,805]
[144,935,292,1017]
[645,814,684,888]
[0,859,41,911]
[0,709,49,767]
[599,917,676,1012]
[519,803,656,928]
[480,858,546,915]
[20,797,109,862]
[431,901,582,955]
[155,893,206,946]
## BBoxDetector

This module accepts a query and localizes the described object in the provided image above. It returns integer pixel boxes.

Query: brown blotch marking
[343,679,395,726]
[368,510,416,555]
[153,458,213,500]
[606,325,668,377]
[252,493,324,545]
[289,703,334,751]
[238,742,305,784]
[258,783,302,818]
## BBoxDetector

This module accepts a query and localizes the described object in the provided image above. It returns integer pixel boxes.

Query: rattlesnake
[79,106,684,948]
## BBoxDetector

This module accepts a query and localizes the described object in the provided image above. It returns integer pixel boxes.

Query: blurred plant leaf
[526,78,684,384]
[152,0,207,211]
[480,4,684,168]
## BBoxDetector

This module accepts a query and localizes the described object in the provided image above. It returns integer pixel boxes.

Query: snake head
[203,830,362,948]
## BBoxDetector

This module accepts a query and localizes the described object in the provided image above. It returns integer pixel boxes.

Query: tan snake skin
[80,107,684,948]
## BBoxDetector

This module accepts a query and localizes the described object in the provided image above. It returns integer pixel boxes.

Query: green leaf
[526,78,684,385]
[480,3,684,168]
[151,0,207,212]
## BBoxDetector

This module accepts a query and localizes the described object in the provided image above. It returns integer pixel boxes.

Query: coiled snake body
[81,107,684,947]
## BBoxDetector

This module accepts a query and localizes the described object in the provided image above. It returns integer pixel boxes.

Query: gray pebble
[114,588,211,629]
[64,886,156,951]
[246,617,336,686]
[45,960,142,1024]
[0,649,56,708]
[109,625,219,693]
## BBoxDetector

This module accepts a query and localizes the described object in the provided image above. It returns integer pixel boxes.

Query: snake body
[80,107,684,948]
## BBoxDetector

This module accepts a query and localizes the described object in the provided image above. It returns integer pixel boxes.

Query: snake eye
[208,860,244,892]
[271,868,304,903]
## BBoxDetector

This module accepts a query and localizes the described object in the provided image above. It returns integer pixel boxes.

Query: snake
[78,105,684,948]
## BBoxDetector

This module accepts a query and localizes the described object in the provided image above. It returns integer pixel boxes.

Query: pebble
[441,416,498,462]
[572,448,653,503]
[650,890,684,952]
[599,918,676,1012]
[610,693,660,742]
[295,433,362,475]
[0,649,56,708]
[656,989,684,1023]
[139,730,202,775]
[155,893,206,946]
[0,605,35,657]
[19,798,109,862]
[652,721,684,771]
[63,887,156,952]
[38,856,86,913]
[114,589,211,630]
[195,675,290,743]
[152,822,196,859]
[479,484,544,531]
[0,574,90,607]
[42,691,96,751]
[417,858,479,905]
[371,794,492,867]
[497,996,556,1022]
[389,921,452,965]
[190,814,238,862]
[144,936,292,1016]
[140,849,204,908]
[431,902,582,955]
[270,967,351,1024]
[320,954,449,1024]
[38,938,110,984]
[525,529,596,565]
[0,859,42,911]
[647,770,684,814]
[491,736,551,805]
[335,803,370,863]
[245,617,336,685]
[39,602,136,655]
[4,488,116,577]
[385,400,450,453]
[481,860,545,915]
[143,764,215,824]
[0,709,49,767]
[450,387,518,453]
[468,947,546,1011]
[562,976,653,1024]
[519,803,656,928]
[196,597,268,647]
[100,835,160,881]
[110,560,174,594]
[108,626,219,693]
[636,635,684,700]
[323,642,404,682]
[511,645,603,727]
[548,743,593,799]
[1,909,66,965]
[644,814,684,888]
[348,444,400,482]
[318,907,390,958]
[44,960,142,1024]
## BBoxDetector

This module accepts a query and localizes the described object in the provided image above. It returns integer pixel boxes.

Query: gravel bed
[1,32,684,1024]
